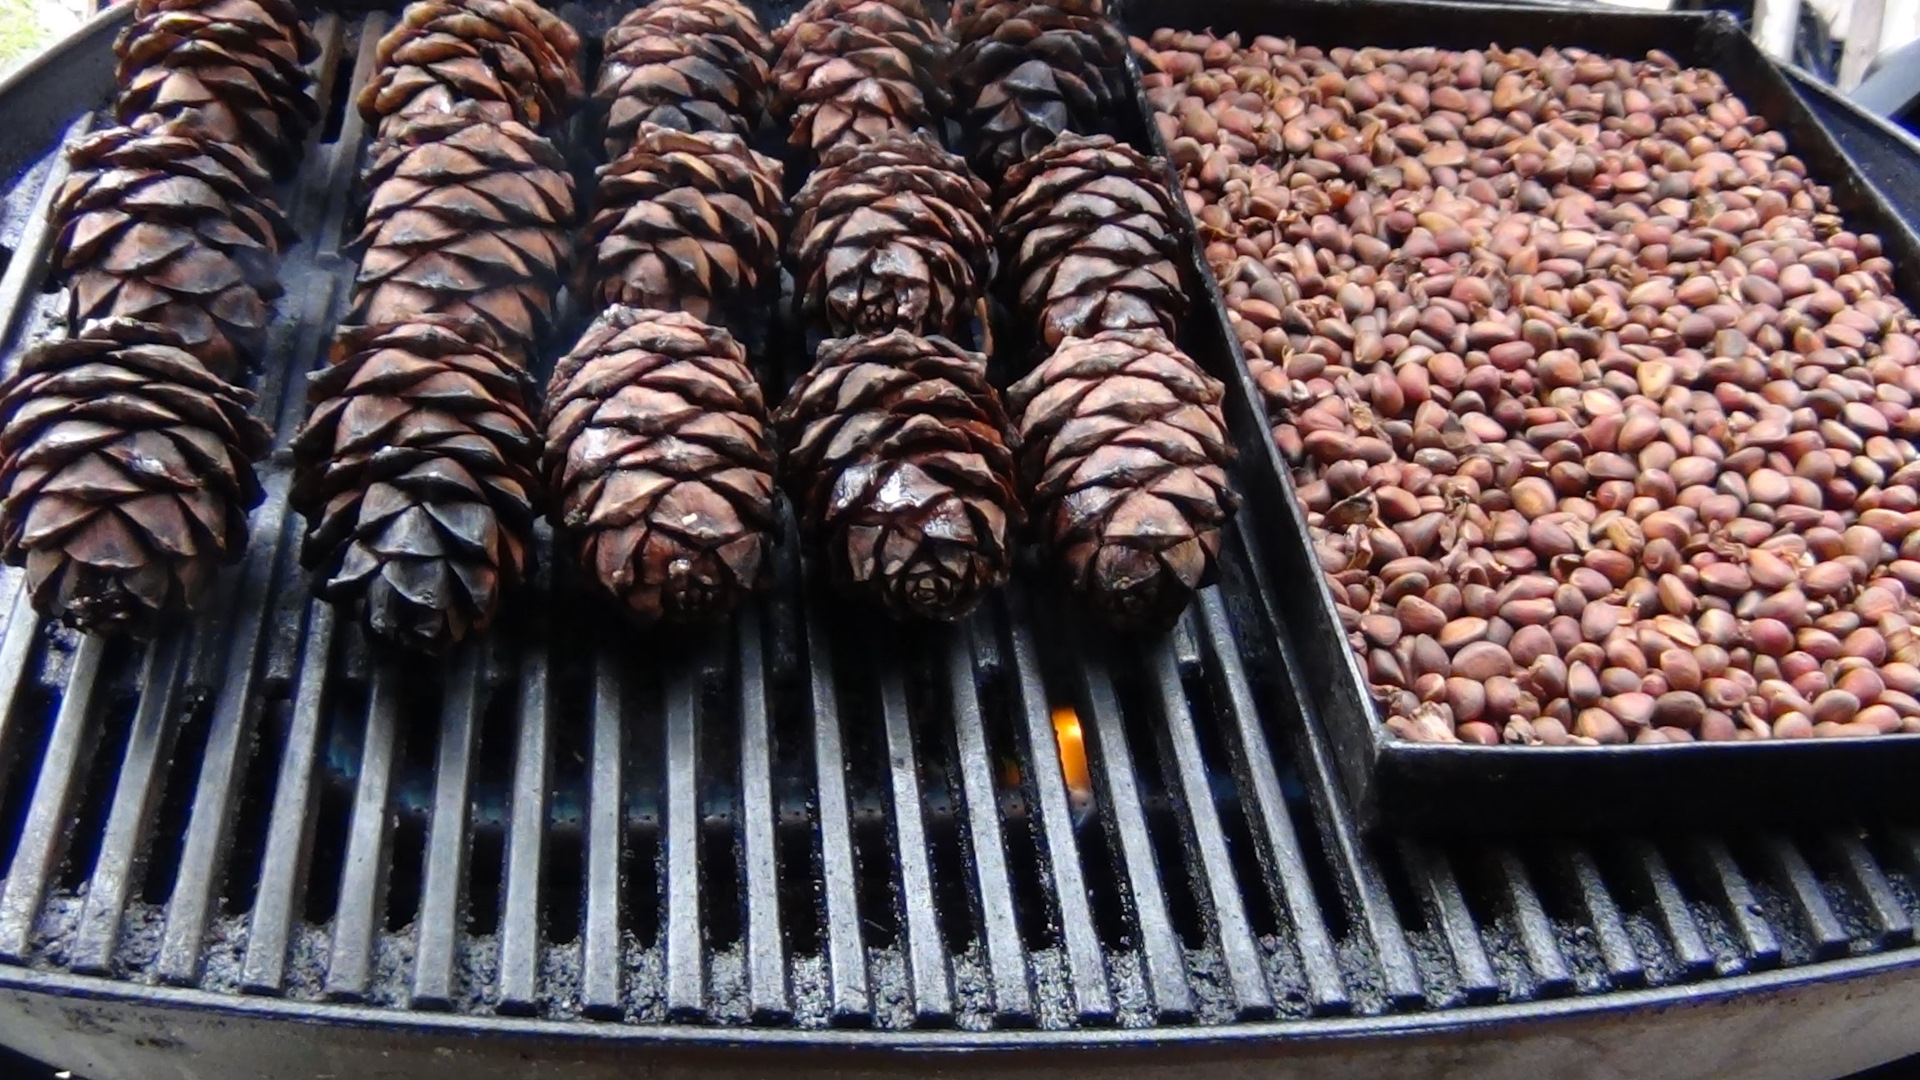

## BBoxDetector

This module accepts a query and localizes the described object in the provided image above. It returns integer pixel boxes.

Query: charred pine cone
[48,124,291,378]
[596,0,773,159]
[949,0,1127,185]
[772,0,949,157]
[997,134,1185,350]
[0,319,270,636]
[1006,328,1237,629]
[543,307,776,625]
[114,0,322,176]
[349,105,576,362]
[292,317,541,654]
[588,126,784,333]
[358,0,583,137]
[790,132,992,337]
[776,330,1020,621]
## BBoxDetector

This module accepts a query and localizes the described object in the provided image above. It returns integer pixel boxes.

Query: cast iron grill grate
[0,1,1914,1042]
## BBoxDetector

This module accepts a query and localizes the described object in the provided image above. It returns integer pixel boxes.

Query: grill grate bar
[1830,831,1913,947]
[663,654,705,1021]
[1001,594,1112,1024]
[314,12,385,256]
[1400,841,1498,1004]
[411,650,483,1009]
[948,620,1034,1025]
[0,587,40,800]
[581,646,625,1018]
[1698,838,1781,970]
[69,634,194,974]
[876,638,953,1026]
[0,115,88,351]
[734,609,788,1022]
[1759,835,1850,960]
[322,660,401,1000]
[1148,626,1273,1019]
[1628,839,1715,979]
[240,602,336,994]
[1562,849,1644,989]
[0,635,105,961]
[1075,647,1194,1022]
[493,600,551,1016]
[1491,847,1572,996]
[800,592,871,1025]
[284,13,346,242]
[1194,591,1347,1014]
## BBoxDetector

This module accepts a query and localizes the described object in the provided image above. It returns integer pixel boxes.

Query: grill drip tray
[0,5,1917,1079]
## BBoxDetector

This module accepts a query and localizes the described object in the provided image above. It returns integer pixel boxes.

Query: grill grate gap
[317,48,354,144]
[381,673,439,933]
[1178,667,1280,942]
[971,639,1057,954]
[58,668,139,893]
[217,689,293,917]
[463,677,519,937]
[0,660,52,875]
[1109,659,1210,951]
[908,652,978,953]
[621,659,662,952]
[768,607,821,961]
[302,663,366,926]
[830,624,900,951]
[699,667,742,951]
[1371,840,1431,936]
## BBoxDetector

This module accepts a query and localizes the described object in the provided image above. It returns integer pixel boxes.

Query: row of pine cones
[0,0,318,634]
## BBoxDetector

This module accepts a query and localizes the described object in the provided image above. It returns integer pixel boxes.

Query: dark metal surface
[0,3,1916,1079]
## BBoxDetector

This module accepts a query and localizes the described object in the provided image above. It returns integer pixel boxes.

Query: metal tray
[1111,0,1920,833]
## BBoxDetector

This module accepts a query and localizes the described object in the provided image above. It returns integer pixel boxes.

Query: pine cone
[543,307,776,625]
[358,0,583,136]
[1006,328,1237,629]
[776,330,1020,621]
[0,319,270,636]
[949,0,1127,185]
[114,0,321,176]
[48,124,291,379]
[292,317,541,654]
[595,0,773,159]
[349,105,575,362]
[588,126,784,332]
[997,134,1186,350]
[790,133,992,337]
[772,0,949,157]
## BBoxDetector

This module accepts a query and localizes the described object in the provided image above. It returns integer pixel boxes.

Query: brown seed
[1396,595,1447,635]
[1811,689,1862,726]
[1438,617,1491,649]
[1575,708,1628,744]
[1654,691,1707,729]
[1453,641,1514,681]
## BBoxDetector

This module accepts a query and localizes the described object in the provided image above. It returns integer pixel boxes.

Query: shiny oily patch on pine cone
[1007,328,1238,629]
[349,105,576,362]
[997,133,1186,350]
[589,126,785,332]
[114,0,321,176]
[596,0,774,158]
[948,0,1129,185]
[776,330,1021,621]
[0,318,270,637]
[48,124,292,380]
[543,307,777,626]
[772,0,950,157]
[358,0,584,136]
[790,132,993,338]
[292,317,541,655]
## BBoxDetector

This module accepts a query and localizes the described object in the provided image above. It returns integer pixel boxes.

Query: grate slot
[734,608,788,1022]
[69,635,194,973]
[1000,593,1111,1023]
[1755,834,1850,961]
[322,661,402,1000]
[1623,840,1716,979]
[1074,647,1193,1022]
[313,11,386,255]
[0,635,105,960]
[155,472,295,984]
[1397,841,1497,1005]
[1194,591,1347,1014]
[0,115,87,351]
[799,587,871,1025]
[874,635,953,1026]
[663,651,705,1021]
[1695,838,1782,971]
[240,604,335,994]
[1828,831,1913,947]
[411,651,483,1009]
[1489,847,1572,997]
[948,619,1033,1025]
[1562,849,1644,990]
[493,614,551,1015]
[581,646,625,1018]
[1146,623,1272,1019]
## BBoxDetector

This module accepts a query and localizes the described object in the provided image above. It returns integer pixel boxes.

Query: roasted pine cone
[588,126,784,332]
[790,133,993,337]
[292,317,541,654]
[358,0,584,136]
[48,124,291,378]
[776,330,1020,621]
[349,105,576,362]
[948,0,1127,185]
[772,0,949,157]
[114,0,321,176]
[1006,328,1236,629]
[595,0,773,159]
[0,319,270,636]
[543,307,776,625]
[997,134,1185,350]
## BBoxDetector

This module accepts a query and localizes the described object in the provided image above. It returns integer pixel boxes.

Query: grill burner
[0,3,1917,1078]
